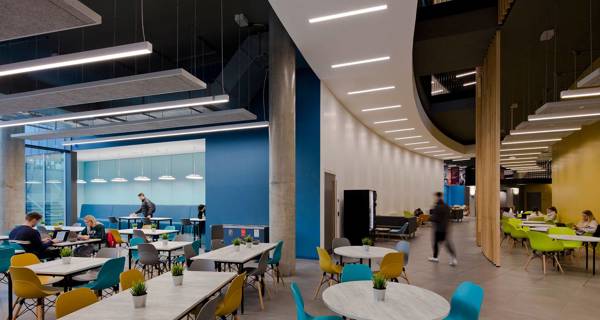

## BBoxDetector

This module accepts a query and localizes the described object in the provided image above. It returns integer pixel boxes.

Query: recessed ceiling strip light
[332,56,390,69]
[394,136,422,140]
[443,156,462,160]
[435,153,454,157]
[452,158,472,161]
[501,146,548,151]
[463,81,477,87]
[406,141,430,146]
[501,161,537,165]
[500,152,542,157]
[510,127,581,135]
[501,138,561,145]
[373,118,407,124]
[348,86,395,95]
[362,104,402,112]
[0,94,229,128]
[560,87,600,99]
[529,111,600,121]
[414,146,437,150]
[424,150,445,154]
[431,89,444,95]
[308,4,388,23]
[456,70,476,78]
[385,128,414,133]
[0,42,152,77]
[63,121,269,146]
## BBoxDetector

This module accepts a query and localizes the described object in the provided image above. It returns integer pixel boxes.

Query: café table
[119,228,179,241]
[322,281,450,320]
[334,246,397,267]
[190,218,206,240]
[549,234,600,275]
[52,238,103,249]
[0,235,7,241]
[26,257,110,291]
[129,240,192,269]
[58,271,237,320]
[118,216,173,229]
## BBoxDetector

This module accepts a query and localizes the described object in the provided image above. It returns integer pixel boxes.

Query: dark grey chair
[36,226,50,239]
[243,251,270,310]
[73,245,95,257]
[137,243,167,277]
[211,239,225,251]
[188,259,215,272]
[194,296,221,320]
[183,244,199,267]
[180,218,193,234]
[331,237,358,264]
[133,229,148,243]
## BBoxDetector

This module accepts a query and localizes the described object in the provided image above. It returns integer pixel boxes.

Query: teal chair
[129,238,145,268]
[165,226,177,241]
[444,281,484,320]
[0,241,23,251]
[81,257,125,296]
[268,240,285,287]
[191,239,202,254]
[0,248,15,283]
[341,264,372,282]
[291,282,342,320]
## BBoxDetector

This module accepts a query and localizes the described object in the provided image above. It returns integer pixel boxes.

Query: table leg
[170,219,173,226]
[368,259,372,268]
[168,251,172,269]
[240,263,245,314]
[340,256,343,265]
[129,249,133,269]
[7,272,13,320]
[593,244,596,276]
[586,242,589,271]
[156,220,160,229]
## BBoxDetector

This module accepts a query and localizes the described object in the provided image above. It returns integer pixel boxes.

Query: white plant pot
[246,242,252,248]
[363,245,370,251]
[62,256,72,264]
[161,240,168,247]
[172,275,184,286]
[132,294,147,308]
[373,288,386,302]
[151,228,157,232]
[234,245,240,251]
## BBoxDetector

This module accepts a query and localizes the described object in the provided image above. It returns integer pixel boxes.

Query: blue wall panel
[444,185,465,206]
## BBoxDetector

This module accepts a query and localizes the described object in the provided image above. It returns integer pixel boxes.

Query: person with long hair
[574,210,598,235]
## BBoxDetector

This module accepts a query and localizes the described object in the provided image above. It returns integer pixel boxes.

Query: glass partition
[25,147,66,225]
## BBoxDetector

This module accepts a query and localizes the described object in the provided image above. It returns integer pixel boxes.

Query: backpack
[106,232,116,248]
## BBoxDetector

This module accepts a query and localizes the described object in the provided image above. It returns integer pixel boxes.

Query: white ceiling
[269,0,469,159]
[76,139,205,161]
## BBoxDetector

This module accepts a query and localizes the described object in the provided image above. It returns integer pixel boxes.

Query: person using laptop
[133,192,156,218]
[9,212,60,259]
[78,215,106,241]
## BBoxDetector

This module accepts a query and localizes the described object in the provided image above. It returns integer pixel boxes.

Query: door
[324,172,336,252]
[526,192,542,211]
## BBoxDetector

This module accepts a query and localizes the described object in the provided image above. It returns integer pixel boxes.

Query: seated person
[526,208,544,220]
[501,207,515,219]
[574,210,598,235]
[9,212,60,259]
[413,208,424,217]
[545,206,558,223]
[78,215,106,241]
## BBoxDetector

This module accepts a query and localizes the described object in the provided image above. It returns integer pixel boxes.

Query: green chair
[191,239,202,254]
[268,240,285,288]
[509,225,529,252]
[525,231,564,274]
[500,221,513,247]
[548,227,582,250]
[165,226,177,241]
[81,257,126,296]
[291,282,342,320]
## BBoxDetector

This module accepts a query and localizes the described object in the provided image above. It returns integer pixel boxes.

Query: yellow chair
[11,253,62,285]
[377,252,408,283]
[120,269,144,291]
[109,229,126,247]
[215,273,246,320]
[55,288,98,318]
[314,247,342,299]
[9,266,61,320]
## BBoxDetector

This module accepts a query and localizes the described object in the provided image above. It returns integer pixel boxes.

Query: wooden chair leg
[542,255,547,274]
[524,255,536,271]
[554,255,564,273]
[257,283,264,310]
[12,299,23,320]
[36,298,44,320]
[313,273,325,299]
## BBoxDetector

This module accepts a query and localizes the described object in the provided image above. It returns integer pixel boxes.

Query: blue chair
[0,248,15,283]
[268,240,285,286]
[191,239,202,254]
[445,281,484,320]
[291,282,342,320]
[341,264,372,283]
[165,226,177,241]
[0,241,23,251]
[395,240,410,266]
[129,238,145,267]
[81,257,126,296]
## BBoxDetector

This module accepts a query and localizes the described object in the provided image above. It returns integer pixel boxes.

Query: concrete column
[0,128,25,233]
[269,8,296,275]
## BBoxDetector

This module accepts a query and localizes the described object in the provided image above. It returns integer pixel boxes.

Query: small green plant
[130,281,147,296]
[372,274,387,290]
[60,247,73,258]
[161,233,169,240]
[362,237,374,246]
[151,223,157,229]
[171,263,184,277]
[232,238,242,246]
[244,235,253,243]
[132,223,138,229]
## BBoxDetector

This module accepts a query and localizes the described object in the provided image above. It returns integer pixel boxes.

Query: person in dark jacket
[78,215,106,241]
[198,204,206,219]
[428,192,457,266]
[9,212,60,259]
[134,192,156,218]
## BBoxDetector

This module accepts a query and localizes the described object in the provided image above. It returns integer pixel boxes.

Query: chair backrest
[11,252,40,267]
[73,245,95,257]
[37,225,50,239]
[9,266,47,298]
[109,229,124,244]
[379,252,404,279]
[394,240,410,265]
[316,247,334,272]
[192,239,202,254]
[218,273,245,316]
[165,226,177,240]
[137,243,161,265]
[71,223,82,227]
[0,248,15,273]
[195,296,221,320]
[119,269,144,291]
[341,264,372,282]
[527,231,564,252]
[290,282,308,320]
[446,281,484,320]
[133,229,148,242]
[181,218,192,226]
[96,247,118,258]
[188,259,215,271]
[129,237,146,261]
[91,257,125,290]
[55,288,97,318]
[397,222,409,235]
[211,239,225,250]
[108,217,119,224]
[142,217,152,226]
[331,237,351,251]
[548,227,576,236]
[256,251,269,274]
[271,240,284,264]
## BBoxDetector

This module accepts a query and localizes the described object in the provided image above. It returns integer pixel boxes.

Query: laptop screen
[54,231,69,242]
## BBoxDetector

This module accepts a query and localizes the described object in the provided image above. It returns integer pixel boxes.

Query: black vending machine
[342,190,377,245]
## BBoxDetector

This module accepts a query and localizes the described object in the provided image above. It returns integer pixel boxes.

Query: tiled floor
[2,217,600,319]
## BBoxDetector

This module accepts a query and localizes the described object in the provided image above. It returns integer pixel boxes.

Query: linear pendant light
[76,163,86,184]
[134,158,151,182]
[186,153,204,180]
[90,161,107,183]
[158,156,176,181]
[111,159,128,183]
[0,94,229,129]
[0,42,152,77]
[560,87,600,99]
[332,56,390,69]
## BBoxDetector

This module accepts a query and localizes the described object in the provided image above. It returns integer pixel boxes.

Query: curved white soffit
[269,0,468,158]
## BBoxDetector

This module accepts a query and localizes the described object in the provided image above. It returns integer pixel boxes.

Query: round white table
[334,245,396,267]
[322,281,450,320]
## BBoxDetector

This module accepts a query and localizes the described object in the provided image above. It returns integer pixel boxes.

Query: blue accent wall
[296,67,321,259]
[444,185,465,206]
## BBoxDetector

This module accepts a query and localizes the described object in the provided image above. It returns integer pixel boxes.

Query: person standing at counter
[134,192,156,218]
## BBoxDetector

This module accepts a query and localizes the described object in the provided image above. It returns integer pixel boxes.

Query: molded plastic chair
[180,218,193,234]
[314,247,342,299]
[267,240,286,288]
[165,225,178,241]
[133,229,148,243]
[444,281,484,320]
[211,239,225,250]
[0,248,15,284]
[548,227,582,250]
[37,225,50,239]
[9,266,61,319]
[377,252,408,283]
[291,282,343,320]
[191,239,202,254]
[129,237,146,268]
[137,243,167,277]
[341,264,372,282]
[81,257,125,296]
[73,248,120,282]
[109,229,127,247]
[395,241,410,265]
[509,224,529,252]
[215,273,246,319]
[108,217,120,229]
[194,296,221,320]
[73,244,95,257]
[243,251,271,310]
[11,253,62,285]
[119,269,144,291]
[188,259,216,271]
[525,231,565,274]
[55,288,98,318]
[331,237,357,264]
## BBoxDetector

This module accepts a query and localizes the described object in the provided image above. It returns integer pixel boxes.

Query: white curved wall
[320,83,444,238]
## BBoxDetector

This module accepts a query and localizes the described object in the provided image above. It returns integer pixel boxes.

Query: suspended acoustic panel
[0,0,101,42]
[577,68,600,88]
[12,108,256,141]
[0,69,206,116]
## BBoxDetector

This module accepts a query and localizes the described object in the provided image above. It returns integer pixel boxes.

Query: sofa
[374,215,417,238]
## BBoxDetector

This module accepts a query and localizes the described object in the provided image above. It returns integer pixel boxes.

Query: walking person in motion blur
[428,192,458,266]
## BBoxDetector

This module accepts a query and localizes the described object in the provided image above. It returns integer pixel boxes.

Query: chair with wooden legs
[314,248,342,299]
[215,273,246,320]
[55,288,98,318]
[119,269,144,291]
[266,240,285,290]
[376,252,409,283]
[9,266,61,320]
[525,231,565,274]
[243,251,271,310]
[11,253,62,285]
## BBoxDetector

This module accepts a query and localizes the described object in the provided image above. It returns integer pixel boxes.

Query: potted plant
[160,233,169,246]
[171,263,184,286]
[372,274,387,302]
[232,238,242,251]
[60,247,73,264]
[244,235,253,248]
[130,281,147,308]
[132,223,138,229]
[362,237,374,251]
[150,223,157,231]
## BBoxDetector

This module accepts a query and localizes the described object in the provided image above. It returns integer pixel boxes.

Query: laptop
[53,230,69,242]
[67,231,78,242]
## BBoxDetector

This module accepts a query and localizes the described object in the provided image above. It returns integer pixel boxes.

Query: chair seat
[72,270,99,282]
[310,315,343,320]
[40,275,63,286]
[40,285,62,295]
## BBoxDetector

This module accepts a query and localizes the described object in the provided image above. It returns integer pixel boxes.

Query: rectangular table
[119,228,179,241]
[190,218,206,240]
[59,271,237,320]
[52,238,102,249]
[118,216,173,229]
[549,234,600,275]
[0,235,7,241]
[129,241,191,269]
[26,257,110,291]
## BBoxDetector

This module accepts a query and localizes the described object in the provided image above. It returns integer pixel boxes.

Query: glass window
[25,148,66,225]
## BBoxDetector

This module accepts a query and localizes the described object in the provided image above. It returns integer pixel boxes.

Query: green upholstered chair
[525,231,565,274]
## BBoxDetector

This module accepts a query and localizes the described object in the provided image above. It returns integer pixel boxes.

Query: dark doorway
[324,172,336,252]
[526,192,542,211]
